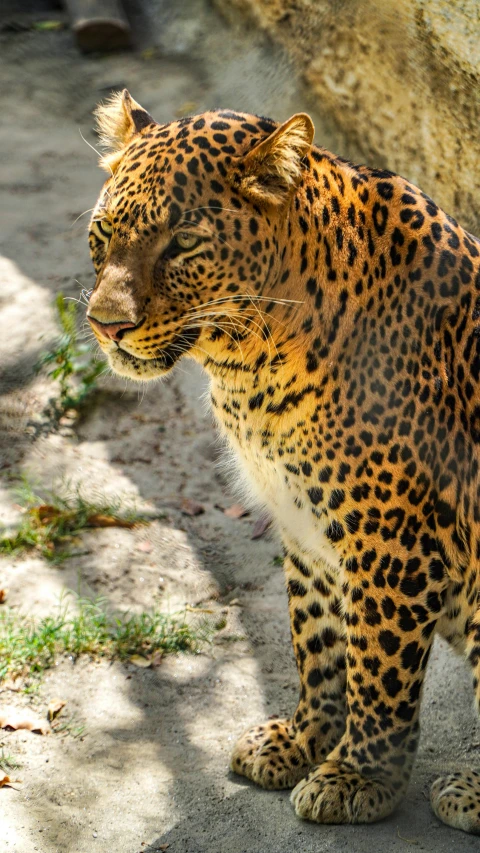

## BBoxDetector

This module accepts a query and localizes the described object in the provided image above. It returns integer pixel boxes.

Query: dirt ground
[1,2,480,852]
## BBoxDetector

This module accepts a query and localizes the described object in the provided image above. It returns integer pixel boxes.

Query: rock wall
[214,0,480,234]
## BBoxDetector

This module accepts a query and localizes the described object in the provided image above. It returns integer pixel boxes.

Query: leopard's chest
[220,419,339,570]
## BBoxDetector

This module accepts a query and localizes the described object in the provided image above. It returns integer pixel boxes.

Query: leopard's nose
[88,315,139,342]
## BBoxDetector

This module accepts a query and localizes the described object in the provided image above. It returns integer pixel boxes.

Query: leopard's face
[87,97,314,380]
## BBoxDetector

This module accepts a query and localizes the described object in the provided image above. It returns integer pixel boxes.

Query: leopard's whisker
[179,205,251,222]
[183,320,247,367]
[187,308,284,332]
[71,208,96,227]
[79,127,118,193]
[243,293,281,362]
[186,307,284,361]
[186,294,304,313]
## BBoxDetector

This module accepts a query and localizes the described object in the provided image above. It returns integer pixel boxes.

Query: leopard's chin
[108,346,172,381]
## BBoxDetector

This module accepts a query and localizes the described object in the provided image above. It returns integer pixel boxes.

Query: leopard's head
[86,90,314,379]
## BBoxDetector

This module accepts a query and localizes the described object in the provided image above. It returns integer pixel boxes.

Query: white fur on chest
[221,433,340,570]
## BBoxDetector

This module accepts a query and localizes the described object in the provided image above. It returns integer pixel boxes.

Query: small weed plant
[0,479,147,561]
[39,293,104,417]
[0,594,214,681]
[0,749,21,773]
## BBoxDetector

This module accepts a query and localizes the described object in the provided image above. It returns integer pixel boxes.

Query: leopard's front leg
[291,537,447,824]
[230,538,346,789]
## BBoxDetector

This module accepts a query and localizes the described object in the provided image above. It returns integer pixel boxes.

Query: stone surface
[214,0,480,234]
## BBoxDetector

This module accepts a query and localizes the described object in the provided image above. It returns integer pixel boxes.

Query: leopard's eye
[175,232,200,250]
[91,218,113,241]
[160,231,204,264]
[89,217,113,274]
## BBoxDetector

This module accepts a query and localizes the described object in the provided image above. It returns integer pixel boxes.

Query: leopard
[86,89,480,834]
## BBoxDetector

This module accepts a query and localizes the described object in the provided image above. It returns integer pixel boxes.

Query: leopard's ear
[229,113,315,206]
[94,90,155,166]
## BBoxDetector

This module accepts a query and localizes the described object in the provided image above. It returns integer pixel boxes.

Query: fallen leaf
[137,540,153,553]
[251,513,272,540]
[2,677,22,692]
[0,710,48,735]
[181,498,205,516]
[33,504,64,523]
[33,20,64,30]
[86,514,136,529]
[159,845,170,851]
[129,655,151,668]
[47,698,67,722]
[228,598,241,607]
[185,604,214,614]
[0,589,7,604]
[150,650,164,668]
[0,775,22,790]
[224,503,249,519]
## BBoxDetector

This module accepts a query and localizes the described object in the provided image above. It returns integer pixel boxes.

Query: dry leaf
[0,773,21,790]
[150,650,164,668]
[185,604,214,614]
[47,698,67,722]
[2,677,22,692]
[33,504,65,523]
[86,514,136,529]
[181,498,205,516]
[159,845,170,851]
[0,775,22,790]
[228,598,241,607]
[137,540,153,553]
[224,503,249,519]
[0,589,7,604]
[0,710,48,735]
[251,514,272,540]
[129,655,151,668]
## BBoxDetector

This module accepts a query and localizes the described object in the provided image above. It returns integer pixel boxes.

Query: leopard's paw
[291,760,400,824]
[431,771,480,835]
[230,718,310,790]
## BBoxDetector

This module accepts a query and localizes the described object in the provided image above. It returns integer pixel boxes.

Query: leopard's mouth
[107,326,201,381]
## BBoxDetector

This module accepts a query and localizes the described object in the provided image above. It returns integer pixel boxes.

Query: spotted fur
[86,90,480,833]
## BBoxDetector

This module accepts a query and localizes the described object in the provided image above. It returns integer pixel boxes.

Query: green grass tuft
[0,594,214,682]
[39,293,104,417]
[0,749,22,772]
[0,479,148,562]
